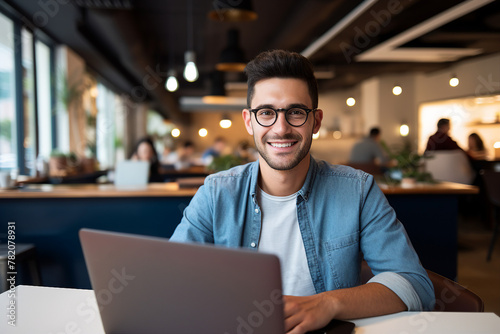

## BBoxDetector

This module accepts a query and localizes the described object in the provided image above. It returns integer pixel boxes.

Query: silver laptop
[79,229,284,334]
[114,160,150,188]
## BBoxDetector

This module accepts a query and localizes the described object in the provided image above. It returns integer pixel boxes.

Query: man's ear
[312,109,323,134]
[242,109,254,135]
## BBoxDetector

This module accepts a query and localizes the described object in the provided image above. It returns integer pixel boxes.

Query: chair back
[425,150,474,184]
[481,170,500,207]
[360,261,484,312]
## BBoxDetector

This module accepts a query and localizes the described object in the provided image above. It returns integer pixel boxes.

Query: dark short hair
[244,50,318,108]
[183,141,195,148]
[437,118,450,128]
[369,127,381,137]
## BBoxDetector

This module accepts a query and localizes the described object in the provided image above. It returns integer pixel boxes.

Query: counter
[0,180,478,287]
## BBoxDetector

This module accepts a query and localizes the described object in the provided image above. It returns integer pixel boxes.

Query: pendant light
[166,17,179,92]
[216,29,246,72]
[208,0,257,22]
[184,0,198,82]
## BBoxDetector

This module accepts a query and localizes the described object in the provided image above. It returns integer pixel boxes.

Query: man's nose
[271,111,291,134]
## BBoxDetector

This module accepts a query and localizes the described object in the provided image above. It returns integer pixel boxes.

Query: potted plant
[208,154,244,173]
[382,142,433,186]
[49,150,68,177]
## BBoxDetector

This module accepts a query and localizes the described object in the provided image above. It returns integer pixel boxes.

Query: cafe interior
[1,0,500,328]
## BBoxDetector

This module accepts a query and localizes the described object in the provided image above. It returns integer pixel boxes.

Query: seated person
[467,132,487,160]
[425,118,462,151]
[171,50,434,334]
[202,137,227,165]
[349,127,389,171]
[130,137,162,182]
[163,141,197,170]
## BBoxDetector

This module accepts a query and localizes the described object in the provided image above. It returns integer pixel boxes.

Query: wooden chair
[481,170,500,261]
[361,261,484,312]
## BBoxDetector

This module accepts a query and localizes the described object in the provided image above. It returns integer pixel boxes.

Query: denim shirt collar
[249,155,318,203]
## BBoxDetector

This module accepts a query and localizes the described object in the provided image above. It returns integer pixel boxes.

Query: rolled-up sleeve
[368,272,423,311]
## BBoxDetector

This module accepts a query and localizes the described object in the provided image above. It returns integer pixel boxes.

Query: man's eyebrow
[251,103,310,109]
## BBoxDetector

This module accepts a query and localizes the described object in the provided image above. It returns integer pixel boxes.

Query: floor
[457,208,500,316]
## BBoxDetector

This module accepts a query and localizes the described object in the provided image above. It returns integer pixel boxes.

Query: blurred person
[202,137,227,165]
[164,141,197,170]
[235,140,258,163]
[425,118,462,152]
[349,127,389,166]
[130,137,162,182]
[467,133,487,160]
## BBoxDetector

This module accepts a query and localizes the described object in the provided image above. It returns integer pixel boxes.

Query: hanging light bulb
[346,97,356,107]
[184,51,198,82]
[165,69,179,92]
[220,114,232,129]
[449,75,459,87]
[400,124,409,137]
[392,85,402,96]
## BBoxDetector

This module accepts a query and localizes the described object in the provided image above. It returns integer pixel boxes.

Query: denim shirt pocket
[324,231,361,289]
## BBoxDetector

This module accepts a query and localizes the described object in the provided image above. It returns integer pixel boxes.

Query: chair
[0,244,42,292]
[425,150,475,184]
[481,170,500,261]
[361,261,484,312]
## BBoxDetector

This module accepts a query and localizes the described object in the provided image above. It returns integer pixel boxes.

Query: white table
[1,286,500,333]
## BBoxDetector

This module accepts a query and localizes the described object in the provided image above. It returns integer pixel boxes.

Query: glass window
[96,83,116,169]
[35,40,52,160]
[0,13,17,171]
[22,28,36,175]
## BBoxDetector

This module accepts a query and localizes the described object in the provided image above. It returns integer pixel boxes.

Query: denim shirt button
[254,208,259,213]
[250,242,256,248]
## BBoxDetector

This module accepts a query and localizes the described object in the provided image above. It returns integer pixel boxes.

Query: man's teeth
[271,142,293,148]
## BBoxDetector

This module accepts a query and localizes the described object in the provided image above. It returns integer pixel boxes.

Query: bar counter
[0,180,478,287]
[0,182,198,198]
[0,179,478,198]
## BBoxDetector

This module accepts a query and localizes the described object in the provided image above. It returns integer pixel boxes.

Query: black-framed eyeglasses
[249,107,316,127]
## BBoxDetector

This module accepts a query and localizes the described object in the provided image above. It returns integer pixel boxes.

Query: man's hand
[283,283,408,334]
[283,293,335,334]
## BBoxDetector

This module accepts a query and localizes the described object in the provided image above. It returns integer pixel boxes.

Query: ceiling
[3,0,500,124]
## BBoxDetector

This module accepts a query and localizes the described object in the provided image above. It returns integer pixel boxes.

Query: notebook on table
[79,229,354,334]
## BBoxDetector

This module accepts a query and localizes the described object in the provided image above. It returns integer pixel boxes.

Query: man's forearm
[326,282,407,320]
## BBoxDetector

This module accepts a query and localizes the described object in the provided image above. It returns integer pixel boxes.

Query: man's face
[242,78,322,171]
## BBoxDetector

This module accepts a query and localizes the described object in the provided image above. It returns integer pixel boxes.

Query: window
[22,28,36,174]
[35,40,52,160]
[0,12,16,170]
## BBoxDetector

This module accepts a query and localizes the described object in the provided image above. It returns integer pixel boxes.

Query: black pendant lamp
[208,0,257,22]
[216,29,246,72]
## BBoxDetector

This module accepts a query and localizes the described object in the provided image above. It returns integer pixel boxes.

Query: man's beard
[254,132,312,171]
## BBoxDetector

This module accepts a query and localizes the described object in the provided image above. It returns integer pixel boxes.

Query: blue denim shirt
[170,157,435,310]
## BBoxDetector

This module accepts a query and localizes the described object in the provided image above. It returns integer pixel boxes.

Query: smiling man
[170,50,434,334]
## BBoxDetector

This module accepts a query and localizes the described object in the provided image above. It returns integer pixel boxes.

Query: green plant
[382,141,434,182]
[209,154,244,172]
[50,149,67,158]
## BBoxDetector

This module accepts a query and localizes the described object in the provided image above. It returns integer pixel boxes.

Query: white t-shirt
[256,187,316,296]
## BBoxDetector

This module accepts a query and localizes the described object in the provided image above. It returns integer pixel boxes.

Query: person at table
[425,118,462,151]
[349,127,389,166]
[467,132,487,160]
[163,141,197,170]
[201,136,227,165]
[170,50,434,334]
[130,137,162,182]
